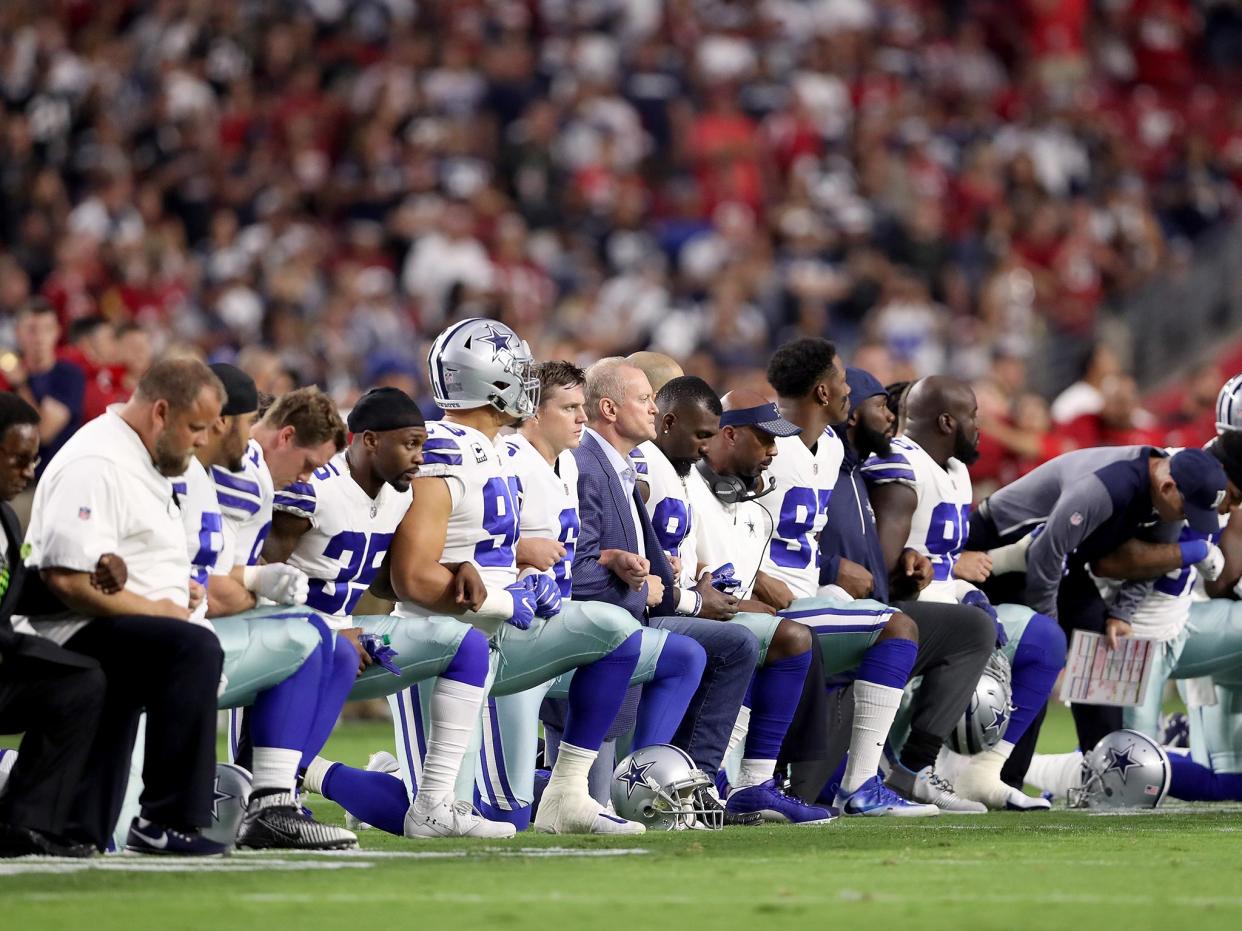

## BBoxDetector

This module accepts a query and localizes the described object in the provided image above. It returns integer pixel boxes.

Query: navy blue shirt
[27,360,85,476]
[819,439,891,603]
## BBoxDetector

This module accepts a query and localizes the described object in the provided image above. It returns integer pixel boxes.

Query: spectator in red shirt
[59,316,128,422]
[687,84,764,216]
[1164,361,1222,450]
[1064,374,1164,448]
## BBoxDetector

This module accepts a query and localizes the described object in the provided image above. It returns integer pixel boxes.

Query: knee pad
[264,617,321,666]
[575,601,642,649]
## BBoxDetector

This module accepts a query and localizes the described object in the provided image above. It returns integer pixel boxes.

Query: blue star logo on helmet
[617,756,656,799]
[212,774,237,820]
[477,323,514,358]
[983,704,1008,740]
[1102,745,1141,783]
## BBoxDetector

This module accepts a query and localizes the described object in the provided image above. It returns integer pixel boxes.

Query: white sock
[725,706,751,760]
[841,681,903,793]
[415,678,486,806]
[546,741,597,794]
[1025,751,1083,799]
[961,740,1012,784]
[251,747,302,794]
[735,759,776,789]
[302,755,332,795]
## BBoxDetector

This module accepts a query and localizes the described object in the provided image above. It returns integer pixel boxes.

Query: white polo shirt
[24,407,192,644]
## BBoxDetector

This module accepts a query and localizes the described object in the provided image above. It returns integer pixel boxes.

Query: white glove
[243,563,310,604]
[1196,543,1226,583]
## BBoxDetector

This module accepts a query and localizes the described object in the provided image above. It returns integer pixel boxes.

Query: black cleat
[235,791,357,850]
[0,823,96,858]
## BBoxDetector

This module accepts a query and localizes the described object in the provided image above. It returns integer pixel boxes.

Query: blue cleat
[727,780,837,825]
[833,775,940,817]
[125,818,229,856]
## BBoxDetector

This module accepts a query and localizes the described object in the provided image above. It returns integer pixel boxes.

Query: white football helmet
[611,744,723,831]
[202,762,253,848]
[427,318,539,420]
[947,652,1014,756]
[1067,729,1170,810]
[1216,373,1242,434]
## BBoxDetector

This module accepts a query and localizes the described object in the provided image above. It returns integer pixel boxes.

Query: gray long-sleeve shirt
[982,445,1179,622]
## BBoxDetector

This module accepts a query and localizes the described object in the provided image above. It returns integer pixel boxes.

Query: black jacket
[0,501,95,668]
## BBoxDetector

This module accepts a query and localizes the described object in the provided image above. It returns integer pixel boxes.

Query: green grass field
[4,704,1242,930]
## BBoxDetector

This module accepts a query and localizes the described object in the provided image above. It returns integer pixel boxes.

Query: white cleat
[533,784,645,835]
[403,795,517,839]
[344,751,401,832]
[888,765,987,814]
[954,768,1052,811]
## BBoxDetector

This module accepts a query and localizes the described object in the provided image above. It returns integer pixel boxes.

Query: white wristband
[476,588,515,620]
[676,587,701,616]
[241,565,261,591]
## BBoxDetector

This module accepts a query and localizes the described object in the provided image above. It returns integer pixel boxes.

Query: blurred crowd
[1,0,1241,481]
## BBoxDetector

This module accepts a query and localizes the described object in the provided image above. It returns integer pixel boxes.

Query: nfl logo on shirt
[78,507,91,520]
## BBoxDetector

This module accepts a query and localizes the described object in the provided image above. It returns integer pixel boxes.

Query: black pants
[0,645,104,836]
[900,600,996,741]
[62,616,223,849]
[785,600,993,800]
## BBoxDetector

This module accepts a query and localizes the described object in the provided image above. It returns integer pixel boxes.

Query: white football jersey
[757,428,844,600]
[687,466,773,600]
[394,421,520,625]
[275,451,410,619]
[634,441,696,587]
[213,439,274,567]
[861,437,972,603]
[503,434,580,598]
[173,458,228,619]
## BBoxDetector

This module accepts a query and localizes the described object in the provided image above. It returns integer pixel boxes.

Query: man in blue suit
[574,357,760,822]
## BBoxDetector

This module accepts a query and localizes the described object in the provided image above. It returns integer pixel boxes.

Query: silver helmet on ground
[1067,729,1171,810]
[427,318,540,420]
[611,744,723,831]
[202,762,252,848]
[947,651,1014,756]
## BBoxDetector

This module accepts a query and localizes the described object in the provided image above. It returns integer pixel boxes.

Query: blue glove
[503,580,539,629]
[360,634,402,676]
[710,563,743,595]
[1179,539,1211,568]
[963,589,1006,648]
[520,573,562,619]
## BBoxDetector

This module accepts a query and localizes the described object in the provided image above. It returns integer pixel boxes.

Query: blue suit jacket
[572,431,676,622]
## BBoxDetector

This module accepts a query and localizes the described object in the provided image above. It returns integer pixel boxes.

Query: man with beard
[866,375,1064,809]
[641,378,832,824]
[21,358,228,854]
[817,368,994,813]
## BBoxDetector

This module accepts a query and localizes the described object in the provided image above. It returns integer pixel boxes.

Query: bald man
[865,376,1064,809]
[626,352,684,397]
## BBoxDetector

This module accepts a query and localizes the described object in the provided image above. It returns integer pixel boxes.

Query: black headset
[696,460,776,504]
